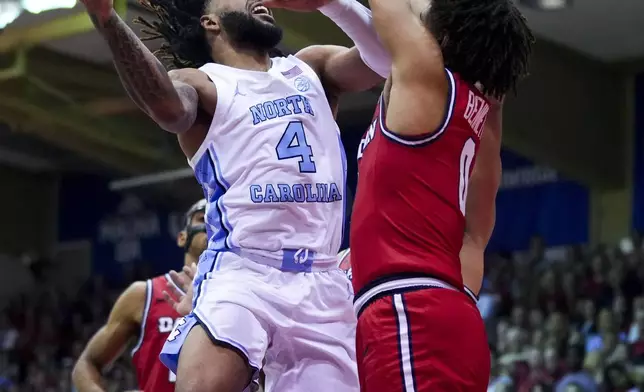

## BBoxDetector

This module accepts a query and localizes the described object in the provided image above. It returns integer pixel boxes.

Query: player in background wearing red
[72,200,208,392]
[351,0,533,390]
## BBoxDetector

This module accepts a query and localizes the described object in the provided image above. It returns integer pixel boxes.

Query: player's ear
[200,14,220,34]
[177,230,187,248]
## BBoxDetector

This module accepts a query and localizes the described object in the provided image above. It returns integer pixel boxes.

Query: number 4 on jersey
[276,121,316,173]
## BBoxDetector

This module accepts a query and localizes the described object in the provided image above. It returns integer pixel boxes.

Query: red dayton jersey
[131,274,183,392]
[350,69,490,294]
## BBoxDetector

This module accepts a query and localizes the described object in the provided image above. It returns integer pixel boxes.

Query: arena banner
[488,149,589,251]
[58,175,185,279]
[633,75,644,231]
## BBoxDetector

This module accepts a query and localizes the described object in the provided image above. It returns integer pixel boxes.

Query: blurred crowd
[3,235,644,391]
[484,235,644,392]
[0,269,145,392]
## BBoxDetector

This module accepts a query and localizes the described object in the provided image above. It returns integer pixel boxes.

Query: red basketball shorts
[355,287,490,392]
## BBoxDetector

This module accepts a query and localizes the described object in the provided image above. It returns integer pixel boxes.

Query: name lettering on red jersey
[464,91,489,139]
[357,119,377,161]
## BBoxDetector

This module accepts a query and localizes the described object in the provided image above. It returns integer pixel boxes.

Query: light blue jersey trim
[207,148,235,249]
[337,133,348,248]
[193,152,228,250]
[192,251,223,309]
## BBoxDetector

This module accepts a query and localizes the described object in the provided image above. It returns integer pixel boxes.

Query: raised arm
[296,45,383,98]
[80,0,198,133]
[460,102,503,295]
[268,0,388,96]
[301,0,390,95]
[72,282,146,392]
[368,0,448,136]
[317,0,391,79]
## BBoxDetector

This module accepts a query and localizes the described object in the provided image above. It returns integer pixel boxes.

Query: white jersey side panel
[190,56,346,267]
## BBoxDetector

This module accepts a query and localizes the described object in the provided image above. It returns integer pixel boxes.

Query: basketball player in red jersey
[338,96,502,298]
[350,0,533,390]
[72,200,208,392]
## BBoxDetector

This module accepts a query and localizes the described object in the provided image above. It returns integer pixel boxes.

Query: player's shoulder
[296,45,345,62]
[168,67,211,85]
[148,274,173,293]
[120,281,150,308]
[110,280,149,324]
[294,45,345,76]
[123,280,148,298]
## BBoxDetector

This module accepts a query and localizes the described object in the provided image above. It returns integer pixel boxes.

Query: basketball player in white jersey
[78,0,392,391]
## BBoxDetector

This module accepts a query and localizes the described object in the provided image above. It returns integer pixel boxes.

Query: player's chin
[253,13,276,25]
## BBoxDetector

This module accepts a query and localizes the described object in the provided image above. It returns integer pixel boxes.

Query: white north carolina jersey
[189,56,347,271]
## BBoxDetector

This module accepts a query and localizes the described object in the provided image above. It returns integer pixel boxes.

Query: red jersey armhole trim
[464,285,479,304]
[379,69,457,147]
[165,273,186,297]
[131,279,153,357]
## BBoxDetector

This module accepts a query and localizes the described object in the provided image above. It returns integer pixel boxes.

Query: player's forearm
[485,100,503,140]
[463,103,503,246]
[366,0,443,81]
[88,9,193,131]
[460,237,485,296]
[72,357,107,392]
[319,0,391,78]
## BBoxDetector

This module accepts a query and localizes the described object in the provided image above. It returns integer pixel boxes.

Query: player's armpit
[367,0,448,137]
[72,281,146,392]
[296,45,383,97]
[164,68,218,134]
[167,69,218,157]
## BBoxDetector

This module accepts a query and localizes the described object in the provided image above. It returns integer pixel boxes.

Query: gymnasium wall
[633,74,644,232]
[0,165,58,255]
[58,174,186,280]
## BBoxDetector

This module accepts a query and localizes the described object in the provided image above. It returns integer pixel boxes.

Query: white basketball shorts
[160,250,359,392]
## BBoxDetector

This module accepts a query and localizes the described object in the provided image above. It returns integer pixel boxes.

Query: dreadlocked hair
[135,0,212,69]
[424,0,535,99]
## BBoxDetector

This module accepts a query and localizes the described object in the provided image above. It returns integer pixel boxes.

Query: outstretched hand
[486,94,504,110]
[261,0,334,12]
[163,263,197,317]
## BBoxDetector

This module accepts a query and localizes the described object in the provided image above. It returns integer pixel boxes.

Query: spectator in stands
[579,299,597,337]
[0,314,17,353]
[586,309,627,359]
[518,348,554,392]
[555,344,598,392]
[583,253,613,308]
[628,299,644,343]
[602,363,635,392]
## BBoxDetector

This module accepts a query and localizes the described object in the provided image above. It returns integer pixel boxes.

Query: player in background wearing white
[78,0,393,390]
